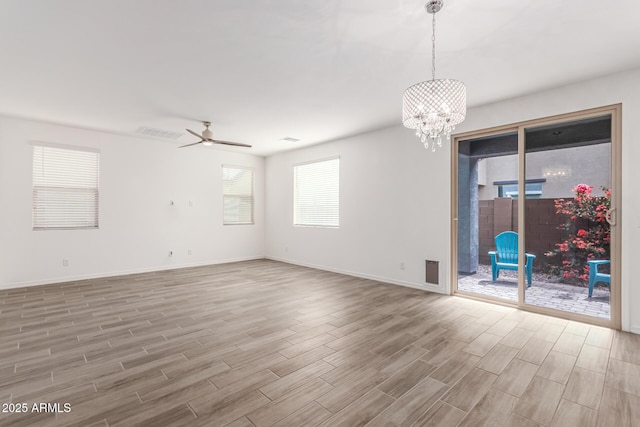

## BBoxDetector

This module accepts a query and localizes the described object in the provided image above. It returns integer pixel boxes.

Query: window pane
[223,166,254,224]
[498,183,543,198]
[32,145,100,230]
[294,157,339,227]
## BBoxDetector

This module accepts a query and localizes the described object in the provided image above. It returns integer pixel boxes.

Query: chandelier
[402,0,466,151]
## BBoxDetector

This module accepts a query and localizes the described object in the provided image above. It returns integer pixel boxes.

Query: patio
[457,264,610,320]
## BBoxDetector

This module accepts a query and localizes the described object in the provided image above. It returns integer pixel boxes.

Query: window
[294,157,339,227]
[223,165,254,225]
[495,179,545,199]
[32,144,100,230]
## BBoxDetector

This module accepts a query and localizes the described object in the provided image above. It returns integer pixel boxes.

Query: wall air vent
[135,127,184,140]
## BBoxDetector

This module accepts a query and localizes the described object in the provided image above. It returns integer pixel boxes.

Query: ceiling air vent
[135,127,184,140]
[280,137,300,143]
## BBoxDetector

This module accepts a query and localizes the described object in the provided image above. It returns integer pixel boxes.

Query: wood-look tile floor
[1,259,639,427]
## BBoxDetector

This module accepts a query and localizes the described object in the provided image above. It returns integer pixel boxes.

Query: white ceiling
[1,1,639,156]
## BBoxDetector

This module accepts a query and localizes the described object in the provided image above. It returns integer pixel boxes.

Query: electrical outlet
[169,251,173,257]
[188,249,192,255]
[400,262,405,270]
[62,258,69,267]
[189,200,193,207]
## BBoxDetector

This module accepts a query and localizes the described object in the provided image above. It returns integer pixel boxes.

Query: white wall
[0,116,265,288]
[265,67,640,333]
[265,125,448,294]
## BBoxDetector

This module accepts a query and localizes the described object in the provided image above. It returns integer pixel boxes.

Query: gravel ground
[473,263,565,284]
[457,263,610,319]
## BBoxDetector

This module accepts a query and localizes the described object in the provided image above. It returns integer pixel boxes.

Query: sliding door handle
[606,208,617,226]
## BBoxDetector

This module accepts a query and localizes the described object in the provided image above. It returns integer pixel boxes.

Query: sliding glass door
[452,106,621,328]
[456,130,520,303]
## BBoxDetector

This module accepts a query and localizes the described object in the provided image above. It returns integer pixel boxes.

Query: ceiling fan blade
[210,139,252,148]
[186,128,204,139]
[178,141,203,148]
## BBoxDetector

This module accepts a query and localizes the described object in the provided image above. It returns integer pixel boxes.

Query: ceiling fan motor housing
[202,122,213,140]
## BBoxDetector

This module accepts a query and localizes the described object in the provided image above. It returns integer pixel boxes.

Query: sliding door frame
[451,104,622,329]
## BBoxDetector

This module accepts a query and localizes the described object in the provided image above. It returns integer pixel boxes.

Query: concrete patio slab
[457,265,610,320]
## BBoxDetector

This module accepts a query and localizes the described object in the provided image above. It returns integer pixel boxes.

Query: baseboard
[0,256,265,291]
[266,256,445,294]
[629,325,640,335]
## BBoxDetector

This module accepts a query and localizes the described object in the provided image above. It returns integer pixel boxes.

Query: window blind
[33,145,100,230]
[223,166,254,225]
[293,157,339,227]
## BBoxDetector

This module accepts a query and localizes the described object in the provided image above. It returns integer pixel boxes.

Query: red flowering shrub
[546,184,610,285]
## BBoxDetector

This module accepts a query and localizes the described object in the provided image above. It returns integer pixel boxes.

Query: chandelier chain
[431,11,436,81]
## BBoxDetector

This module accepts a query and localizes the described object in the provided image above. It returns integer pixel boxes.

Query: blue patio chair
[488,231,536,286]
[587,260,610,297]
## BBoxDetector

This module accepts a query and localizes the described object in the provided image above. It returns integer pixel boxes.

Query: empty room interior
[2,1,640,426]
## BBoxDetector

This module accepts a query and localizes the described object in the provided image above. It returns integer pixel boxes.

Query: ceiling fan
[179,121,251,148]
